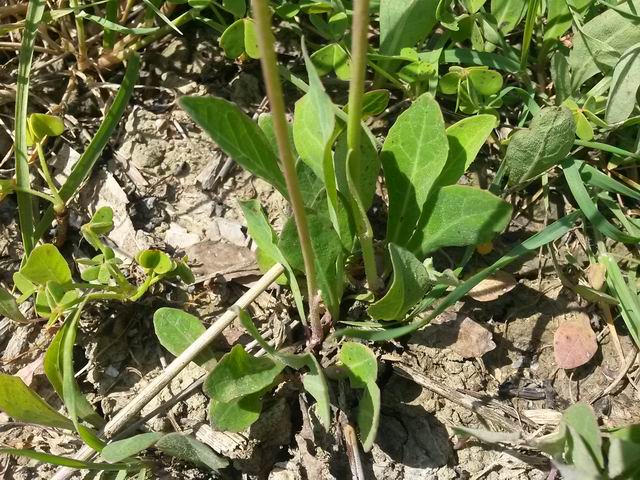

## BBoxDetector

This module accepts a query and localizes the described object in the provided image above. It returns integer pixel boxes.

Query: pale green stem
[346,0,381,293]
[69,0,88,70]
[12,186,56,204]
[36,142,65,212]
[251,0,322,344]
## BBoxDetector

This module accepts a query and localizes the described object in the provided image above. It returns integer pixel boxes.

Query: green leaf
[368,244,429,321]
[101,433,164,463]
[562,403,604,468]
[0,373,74,430]
[357,382,380,453]
[569,0,640,89]
[239,199,305,319]
[409,185,512,257]
[237,308,331,429]
[339,342,378,388]
[334,128,380,212]
[360,89,391,119]
[293,41,340,245]
[278,206,344,319]
[0,286,27,323]
[328,11,348,38]
[0,448,134,470]
[219,18,259,59]
[608,438,640,479]
[468,69,503,96]
[379,0,438,55]
[463,0,487,14]
[27,113,64,145]
[440,71,461,94]
[293,93,335,184]
[491,0,527,33]
[136,249,174,274]
[62,308,105,451]
[20,244,72,286]
[153,308,218,369]
[381,93,449,246]
[155,433,228,471]
[310,43,351,80]
[442,48,520,73]
[551,51,572,104]
[86,206,114,236]
[209,393,263,432]
[295,161,324,207]
[339,342,380,452]
[179,96,287,196]
[436,114,496,187]
[576,160,640,202]
[44,321,104,429]
[605,45,640,124]
[204,345,284,404]
[544,0,572,42]
[222,0,245,17]
[505,106,576,185]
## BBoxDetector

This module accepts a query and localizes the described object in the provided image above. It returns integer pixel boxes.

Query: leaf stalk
[346,0,381,292]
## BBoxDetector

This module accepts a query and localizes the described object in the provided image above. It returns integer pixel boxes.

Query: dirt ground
[1,26,640,480]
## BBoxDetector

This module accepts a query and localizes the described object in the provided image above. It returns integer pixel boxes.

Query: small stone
[164,223,201,249]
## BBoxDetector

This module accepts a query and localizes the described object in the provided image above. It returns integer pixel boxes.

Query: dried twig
[393,363,521,432]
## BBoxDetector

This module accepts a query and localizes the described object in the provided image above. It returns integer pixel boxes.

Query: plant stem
[69,0,89,70]
[346,0,381,293]
[251,0,323,344]
[36,142,65,212]
[12,187,56,204]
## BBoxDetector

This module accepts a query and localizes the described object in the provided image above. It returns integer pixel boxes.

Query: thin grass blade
[14,0,46,256]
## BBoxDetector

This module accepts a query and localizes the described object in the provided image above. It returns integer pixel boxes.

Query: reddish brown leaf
[554,314,598,369]
[468,271,517,302]
[451,315,496,358]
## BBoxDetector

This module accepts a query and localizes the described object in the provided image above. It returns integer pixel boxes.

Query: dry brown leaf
[553,313,598,369]
[468,271,517,302]
[586,262,606,291]
[451,315,496,358]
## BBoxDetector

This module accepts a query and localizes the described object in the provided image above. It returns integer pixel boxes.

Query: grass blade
[600,253,640,348]
[334,211,582,341]
[563,158,639,243]
[442,48,520,73]
[0,448,135,470]
[33,54,140,243]
[103,0,118,49]
[576,160,640,201]
[14,0,46,256]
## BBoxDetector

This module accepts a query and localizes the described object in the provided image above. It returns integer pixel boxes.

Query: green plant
[457,402,640,479]
[3,0,640,477]
[176,0,540,451]
[0,210,217,476]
